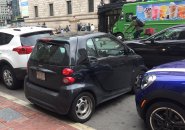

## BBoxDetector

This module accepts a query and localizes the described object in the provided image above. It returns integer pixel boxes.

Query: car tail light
[63,77,75,84]
[13,46,33,55]
[62,68,74,76]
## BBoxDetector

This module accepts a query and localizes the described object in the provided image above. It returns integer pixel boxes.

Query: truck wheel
[69,92,95,123]
[1,65,21,90]
[116,33,124,41]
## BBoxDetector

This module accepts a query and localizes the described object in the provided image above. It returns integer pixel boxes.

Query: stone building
[25,0,110,29]
[0,0,11,25]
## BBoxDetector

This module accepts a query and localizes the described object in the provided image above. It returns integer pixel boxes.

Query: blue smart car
[136,60,185,130]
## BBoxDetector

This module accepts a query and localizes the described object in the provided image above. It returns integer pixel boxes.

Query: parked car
[24,32,147,122]
[135,60,185,130]
[0,27,53,89]
[125,24,185,68]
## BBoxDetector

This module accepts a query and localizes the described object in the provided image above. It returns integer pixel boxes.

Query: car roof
[56,32,106,38]
[0,27,53,36]
[47,32,107,42]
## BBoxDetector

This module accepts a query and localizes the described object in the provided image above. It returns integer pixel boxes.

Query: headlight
[141,74,156,89]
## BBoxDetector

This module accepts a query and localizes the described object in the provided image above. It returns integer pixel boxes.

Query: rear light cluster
[62,68,75,84]
[13,46,33,55]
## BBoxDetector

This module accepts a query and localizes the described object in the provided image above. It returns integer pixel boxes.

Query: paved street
[0,83,147,130]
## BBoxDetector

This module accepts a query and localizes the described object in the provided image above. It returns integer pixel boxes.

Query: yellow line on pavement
[0,91,96,130]
[69,123,96,130]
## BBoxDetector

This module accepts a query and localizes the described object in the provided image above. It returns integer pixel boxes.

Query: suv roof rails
[13,29,21,31]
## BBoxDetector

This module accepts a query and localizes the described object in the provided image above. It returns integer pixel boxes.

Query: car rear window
[20,31,53,46]
[30,41,69,66]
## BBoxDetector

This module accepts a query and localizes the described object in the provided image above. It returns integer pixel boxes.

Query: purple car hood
[147,60,185,75]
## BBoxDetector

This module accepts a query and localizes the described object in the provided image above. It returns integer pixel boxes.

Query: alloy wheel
[3,69,13,87]
[150,107,185,130]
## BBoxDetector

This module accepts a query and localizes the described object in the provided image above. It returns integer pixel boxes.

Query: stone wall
[25,0,110,29]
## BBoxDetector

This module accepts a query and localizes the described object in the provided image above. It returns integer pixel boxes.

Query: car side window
[86,39,97,57]
[154,28,185,41]
[0,33,13,45]
[177,30,185,40]
[93,36,125,57]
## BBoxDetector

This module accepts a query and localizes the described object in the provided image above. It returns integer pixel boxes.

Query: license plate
[36,71,45,80]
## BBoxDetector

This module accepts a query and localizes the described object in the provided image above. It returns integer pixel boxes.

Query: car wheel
[69,92,95,123]
[1,65,21,90]
[146,102,185,130]
[132,70,145,94]
[116,33,124,41]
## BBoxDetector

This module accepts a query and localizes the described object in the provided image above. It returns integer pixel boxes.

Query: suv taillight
[62,68,75,84]
[13,46,33,55]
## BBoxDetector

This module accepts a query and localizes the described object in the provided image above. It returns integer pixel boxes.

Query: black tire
[1,65,22,90]
[116,33,124,41]
[146,102,185,130]
[131,70,145,94]
[69,92,95,123]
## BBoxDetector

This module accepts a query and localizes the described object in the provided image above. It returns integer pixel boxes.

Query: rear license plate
[36,71,45,80]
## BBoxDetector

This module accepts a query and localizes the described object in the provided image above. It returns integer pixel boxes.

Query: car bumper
[24,76,82,115]
[135,90,146,120]
[136,103,145,119]
[14,68,27,80]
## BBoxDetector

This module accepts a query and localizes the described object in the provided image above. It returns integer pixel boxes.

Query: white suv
[0,27,53,89]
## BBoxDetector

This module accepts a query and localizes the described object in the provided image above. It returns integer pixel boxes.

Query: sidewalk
[0,93,94,130]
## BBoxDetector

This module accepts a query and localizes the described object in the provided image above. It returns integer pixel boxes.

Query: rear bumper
[14,68,27,80]
[24,76,82,115]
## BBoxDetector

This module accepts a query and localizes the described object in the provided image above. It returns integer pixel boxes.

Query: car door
[86,35,133,91]
[134,27,185,67]
[150,27,185,65]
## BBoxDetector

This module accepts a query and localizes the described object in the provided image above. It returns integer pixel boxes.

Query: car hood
[146,60,185,77]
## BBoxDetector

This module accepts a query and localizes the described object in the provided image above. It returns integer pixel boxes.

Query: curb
[0,91,95,130]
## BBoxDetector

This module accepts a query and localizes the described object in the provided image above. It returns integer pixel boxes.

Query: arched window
[88,0,94,12]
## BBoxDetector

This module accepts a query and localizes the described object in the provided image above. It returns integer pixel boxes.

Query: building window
[88,0,94,12]
[49,4,54,16]
[34,6,38,17]
[67,1,72,14]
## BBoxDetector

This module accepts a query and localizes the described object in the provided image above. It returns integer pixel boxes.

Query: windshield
[145,27,185,41]
[20,31,53,46]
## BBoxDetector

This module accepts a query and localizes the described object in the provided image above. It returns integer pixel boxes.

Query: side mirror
[125,48,135,55]
[129,48,135,54]
[120,15,124,20]
[150,38,155,44]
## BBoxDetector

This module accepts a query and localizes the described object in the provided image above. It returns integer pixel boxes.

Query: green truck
[112,0,185,40]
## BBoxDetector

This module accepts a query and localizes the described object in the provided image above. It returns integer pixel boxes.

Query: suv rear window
[20,31,53,46]
[30,42,69,66]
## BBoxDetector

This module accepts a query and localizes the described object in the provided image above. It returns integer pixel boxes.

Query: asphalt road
[0,83,147,130]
